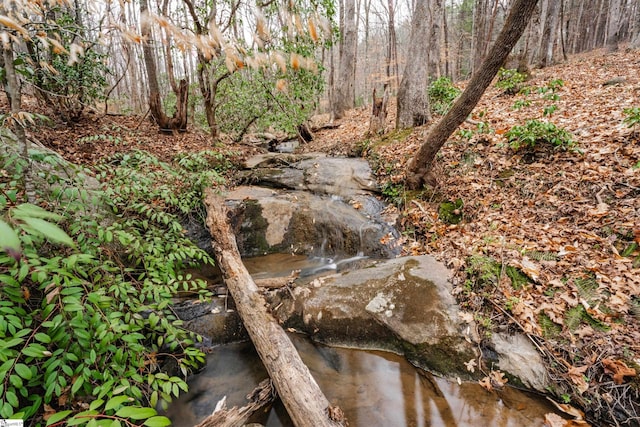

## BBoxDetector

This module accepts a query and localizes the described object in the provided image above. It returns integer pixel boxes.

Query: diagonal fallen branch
[203,189,347,427]
[194,379,275,427]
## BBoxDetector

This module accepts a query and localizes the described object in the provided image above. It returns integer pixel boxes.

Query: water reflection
[166,336,560,427]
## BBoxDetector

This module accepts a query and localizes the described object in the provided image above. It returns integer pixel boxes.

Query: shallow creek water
[169,254,562,426]
[165,336,559,427]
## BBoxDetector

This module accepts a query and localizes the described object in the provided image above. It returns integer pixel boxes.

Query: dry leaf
[566,364,590,394]
[464,358,477,373]
[602,358,636,384]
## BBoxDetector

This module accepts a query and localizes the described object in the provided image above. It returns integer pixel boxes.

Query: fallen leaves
[479,370,508,391]
[566,364,590,394]
[601,358,637,384]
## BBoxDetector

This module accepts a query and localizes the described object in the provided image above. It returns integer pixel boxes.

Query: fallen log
[195,379,275,427]
[204,189,347,427]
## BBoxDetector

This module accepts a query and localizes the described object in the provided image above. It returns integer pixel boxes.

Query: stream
[169,254,564,426]
[173,155,565,425]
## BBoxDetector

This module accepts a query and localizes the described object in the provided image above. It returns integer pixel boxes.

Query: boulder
[224,186,400,258]
[269,255,480,378]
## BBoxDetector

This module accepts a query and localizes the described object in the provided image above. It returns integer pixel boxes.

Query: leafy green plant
[0,144,228,425]
[495,68,527,95]
[381,181,405,207]
[428,76,461,115]
[458,129,474,140]
[543,104,558,116]
[623,107,640,129]
[214,59,324,139]
[76,134,125,146]
[547,79,564,92]
[19,11,108,122]
[512,99,531,110]
[505,120,574,151]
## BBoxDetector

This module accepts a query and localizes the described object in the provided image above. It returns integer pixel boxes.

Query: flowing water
[169,253,563,426]
[165,336,561,426]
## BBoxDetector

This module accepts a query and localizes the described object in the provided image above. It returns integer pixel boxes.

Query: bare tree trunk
[406,0,540,190]
[203,191,347,427]
[140,0,188,132]
[427,0,444,78]
[606,0,623,51]
[537,0,561,67]
[396,0,432,129]
[2,44,34,203]
[368,87,389,136]
[386,0,399,91]
[631,0,640,48]
[333,0,357,119]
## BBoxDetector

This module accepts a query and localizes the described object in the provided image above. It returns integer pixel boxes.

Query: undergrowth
[0,138,229,426]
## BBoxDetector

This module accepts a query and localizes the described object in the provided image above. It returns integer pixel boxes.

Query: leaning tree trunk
[406,0,540,190]
[396,0,432,129]
[203,190,347,427]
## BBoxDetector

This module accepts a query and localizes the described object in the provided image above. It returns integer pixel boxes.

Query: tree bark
[405,0,540,190]
[203,190,347,427]
[537,0,560,67]
[368,86,389,136]
[140,0,188,132]
[396,0,432,129]
[332,0,357,119]
[606,0,622,52]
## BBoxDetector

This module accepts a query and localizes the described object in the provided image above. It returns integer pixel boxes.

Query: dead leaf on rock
[464,358,477,373]
[479,376,493,391]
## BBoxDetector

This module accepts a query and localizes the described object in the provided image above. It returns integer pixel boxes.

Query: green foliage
[212,57,324,138]
[495,68,527,95]
[623,107,640,129]
[0,145,228,425]
[505,120,574,151]
[458,129,474,140]
[19,10,108,121]
[381,181,405,207]
[512,99,531,110]
[539,313,562,338]
[76,134,125,146]
[438,198,463,224]
[428,76,461,115]
[543,104,558,117]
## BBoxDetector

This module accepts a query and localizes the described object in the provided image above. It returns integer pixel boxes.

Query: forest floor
[31,47,640,426]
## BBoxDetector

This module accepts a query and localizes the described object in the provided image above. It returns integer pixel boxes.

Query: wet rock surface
[183,153,400,258]
[179,153,550,392]
[269,255,479,378]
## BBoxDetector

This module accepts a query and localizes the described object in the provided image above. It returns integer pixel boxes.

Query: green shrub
[428,76,461,115]
[495,68,527,95]
[505,120,574,151]
[0,145,229,425]
[623,107,640,129]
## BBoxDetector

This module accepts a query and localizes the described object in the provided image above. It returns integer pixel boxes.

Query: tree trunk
[385,0,399,91]
[2,37,34,203]
[631,1,640,49]
[332,0,356,119]
[203,190,347,427]
[537,0,560,67]
[396,0,432,129]
[606,0,622,52]
[406,0,540,190]
[427,0,444,78]
[368,87,389,136]
[140,0,188,132]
